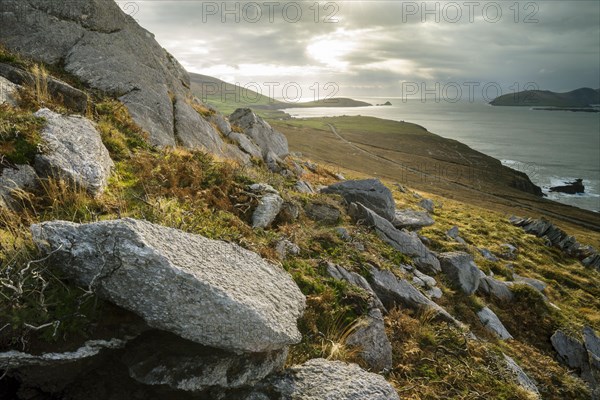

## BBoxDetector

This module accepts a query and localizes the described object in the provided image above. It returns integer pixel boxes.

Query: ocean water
[286,99,600,213]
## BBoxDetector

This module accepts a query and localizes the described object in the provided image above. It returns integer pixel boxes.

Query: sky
[120,1,600,101]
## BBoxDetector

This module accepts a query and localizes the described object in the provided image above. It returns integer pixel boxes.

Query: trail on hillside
[326,124,600,232]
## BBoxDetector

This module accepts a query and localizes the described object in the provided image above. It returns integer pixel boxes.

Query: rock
[350,202,441,274]
[426,287,443,299]
[584,326,600,361]
[304,161,318,173]
[334,173,345,181]
[264,150,284,173]
[295,180,314,194]
[412,270,443,299]
[252,194,284,229]
[248,183,278,195]
[551,330,589,376]
[304,202,341,225]
[275,239,300,260]
[478,248,499,262]
[227,131,263,160]
[229,108,289,160]
[277,201,301,224]
[369,267,458,325]
[326,263,385,311]
[33,108,113,196]
[419,198,435,213]
[31,219,305,353]
[322,179,396,222]
[0,2,237,152]
[0,164,39,209]
[392,209,434,230]
[503,354,540,398]
[250,358,400,400]
[0,338,128,370]
[513,274,547,293]
[476,307,513,340]
[438,252,481,295]
[413,269,437,288]
[478,276,514,302]
[0,63,88,112]
[346,308,393,372]
[0,75,19,106]
[123,331,287,393]
[499,243,518,260]
[447,226,467,244]
[550,178,585,194]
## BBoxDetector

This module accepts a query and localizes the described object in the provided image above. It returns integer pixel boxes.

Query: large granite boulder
[247,358,400,400]
[0,0,242,159]
[350,202,440,274]
[229,108,289,160]
[30,219,305,353]
[34,108,113,196]
[322,179,395,221]
[438,252,481,295]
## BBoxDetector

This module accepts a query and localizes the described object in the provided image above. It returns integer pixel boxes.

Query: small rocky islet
[0,1,599,399]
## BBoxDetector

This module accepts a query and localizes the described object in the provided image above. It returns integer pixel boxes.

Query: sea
[285,99,600,213]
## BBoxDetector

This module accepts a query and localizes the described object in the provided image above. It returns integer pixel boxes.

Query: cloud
[130,0,600,97]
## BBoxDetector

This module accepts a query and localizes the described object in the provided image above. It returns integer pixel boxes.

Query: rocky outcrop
[418,198,434,213]
[369,267,459,325]
[345,308,393,372]
[326,263,385,311]
[295,180,315,194]
[551,329,598,386]
[0,0,243,159]
[322,179,396,221]
[34,108,113,196]
[31,218,305,353]
[350,202,441,274]
[0,62,88,112]
[0,164,39,209]
[392,209,434,230]
[476,307,513,340]
[550,178,585,194]
[229,108,289,162]
[246,358,400,400]
[438,252,481,295]
[510,216,600,270]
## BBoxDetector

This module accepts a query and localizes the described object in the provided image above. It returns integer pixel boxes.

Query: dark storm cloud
[125,0,600,98]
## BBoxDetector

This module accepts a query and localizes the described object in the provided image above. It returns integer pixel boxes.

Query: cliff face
[0,0,240,157]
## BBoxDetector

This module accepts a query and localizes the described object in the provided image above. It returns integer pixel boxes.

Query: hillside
[0,2,599,400]
[490,87,600,107]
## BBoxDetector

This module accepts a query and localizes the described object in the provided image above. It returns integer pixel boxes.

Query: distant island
[490,87,600,110]
[376,101,392,106]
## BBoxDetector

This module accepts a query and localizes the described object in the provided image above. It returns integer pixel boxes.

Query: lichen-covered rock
[252,194,284,229]
[322,179,395,221]
[33,108,113,196]
[369,267,459,325]
[295,180,315,194]
[249,358,400,400]
[392,209,434,230]
[229,108,289,159]
[326,263,385,311]
[30,219,305,353]
[418,198,435,213]
[304,202,341,225]
[350,202,440,274]
[345,308,393,372]
[0,164,38,209]
[438,252,481,295]
[478,276,514,302]
[477,307,513,340]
